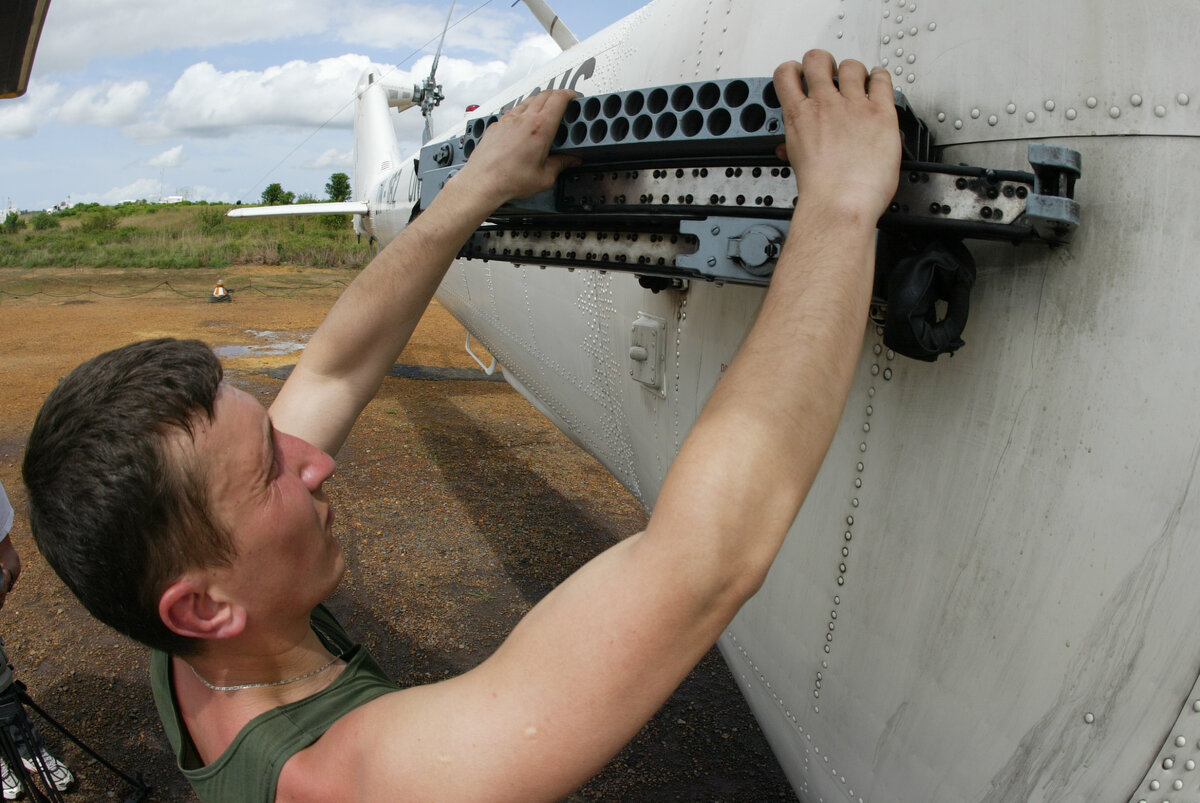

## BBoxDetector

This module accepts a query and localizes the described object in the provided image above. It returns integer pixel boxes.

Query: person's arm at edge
[0,481,18,610]
[316,53,901,803]
[0,536,19,611]
[268,91,580,454]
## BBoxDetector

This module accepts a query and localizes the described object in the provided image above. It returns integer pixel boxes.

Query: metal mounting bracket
[676,217,791,284]
[1026,143,1082,242]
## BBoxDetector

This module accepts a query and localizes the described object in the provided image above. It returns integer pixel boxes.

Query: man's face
[189,383,343,625]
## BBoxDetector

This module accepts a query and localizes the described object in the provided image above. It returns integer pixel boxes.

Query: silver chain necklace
[186,652,343,693]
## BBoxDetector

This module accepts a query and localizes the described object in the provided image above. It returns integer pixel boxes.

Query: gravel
[0,266,795,802]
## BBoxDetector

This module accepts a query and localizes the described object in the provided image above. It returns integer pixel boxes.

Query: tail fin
[353,67,408,206]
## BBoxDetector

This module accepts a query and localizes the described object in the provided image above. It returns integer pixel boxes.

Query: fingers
[460,87,581,205]
[494,89,576,156]
[508,88,576,120]
[547,153,583,174]
[775,52,884,104]
[772,60,805,109]
[866,66,895,106]
[835,59,869,98]
[799,49,838,98]
[532,88,577,126]
[771,51,901,221]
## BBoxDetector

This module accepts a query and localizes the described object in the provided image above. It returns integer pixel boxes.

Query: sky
[0,0,650,212]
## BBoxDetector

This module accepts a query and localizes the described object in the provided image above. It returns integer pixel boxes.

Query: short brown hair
[23,339,234,654]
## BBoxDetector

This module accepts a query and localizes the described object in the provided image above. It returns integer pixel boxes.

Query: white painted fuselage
[356,2,1200,800]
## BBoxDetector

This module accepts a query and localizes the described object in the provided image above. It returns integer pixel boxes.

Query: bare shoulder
[274,530,744,802]
[272,688,421,803]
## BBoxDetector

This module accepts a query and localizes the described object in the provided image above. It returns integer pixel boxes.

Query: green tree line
[260,172,351,205]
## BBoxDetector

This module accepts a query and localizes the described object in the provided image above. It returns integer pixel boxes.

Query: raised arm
[269,91,580,454]
[651,52,901,593]
[329,52,902,801]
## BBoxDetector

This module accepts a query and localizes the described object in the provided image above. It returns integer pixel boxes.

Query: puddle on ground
[213,329,309,359]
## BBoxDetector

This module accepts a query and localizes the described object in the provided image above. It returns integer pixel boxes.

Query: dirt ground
[0,266,795,802]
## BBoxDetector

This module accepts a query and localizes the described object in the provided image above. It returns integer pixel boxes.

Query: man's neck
[172,624,346,764]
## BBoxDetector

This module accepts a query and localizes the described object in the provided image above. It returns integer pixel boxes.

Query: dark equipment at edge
[0,0,52,99]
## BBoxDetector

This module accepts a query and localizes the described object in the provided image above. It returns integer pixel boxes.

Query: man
[23,52,899,801]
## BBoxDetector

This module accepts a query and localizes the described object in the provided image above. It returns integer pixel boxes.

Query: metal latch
[1026,143,1082,242]
[677,217,792,284]
[726,224,784,275]
[629,313,666,391]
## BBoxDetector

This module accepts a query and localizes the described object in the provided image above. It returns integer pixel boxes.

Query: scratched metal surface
[427,1,1200,800]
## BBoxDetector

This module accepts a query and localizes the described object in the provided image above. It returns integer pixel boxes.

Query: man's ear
[158,575,246,640]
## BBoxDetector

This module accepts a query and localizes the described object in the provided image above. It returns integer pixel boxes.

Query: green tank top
[151,605,398,802]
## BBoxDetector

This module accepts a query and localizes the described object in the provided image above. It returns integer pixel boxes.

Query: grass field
[0,201,371,270]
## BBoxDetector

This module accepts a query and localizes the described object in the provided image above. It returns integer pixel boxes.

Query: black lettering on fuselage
[497,56,598,115]
[567,57,595,91]
[384,170,402,205]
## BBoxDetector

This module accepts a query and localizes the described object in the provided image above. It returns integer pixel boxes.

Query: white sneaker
[0,757,22,800]
[21,749,72,792]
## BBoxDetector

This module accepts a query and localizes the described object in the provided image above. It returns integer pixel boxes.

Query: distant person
[0,481,73,799]
[22,52,899,802]
[208,280,230,303]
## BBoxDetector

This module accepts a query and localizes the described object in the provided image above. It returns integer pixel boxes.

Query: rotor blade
[518,0,579,50]
[429,0,455,83]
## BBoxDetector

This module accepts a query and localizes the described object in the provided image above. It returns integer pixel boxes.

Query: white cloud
[147,145,185,167]
[0,82,62,139]
[303,148,352,169]
[74,177,161,205]
[74,177,235,205]
[3,8,575,209]
[132,41,551,141]
[57,81,151,126]
[335,2,525,59]
[0,80,149,137]
[437,35,561,101]
[145,54,376,137]
[489,34,565,89]
[37,0,332,72]
[411,36,563,139]
[34,0,538,75]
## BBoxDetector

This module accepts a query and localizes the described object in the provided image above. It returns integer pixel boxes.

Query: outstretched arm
[651,53,900,593]
[269,91,580,454]
[323,52,901,802]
